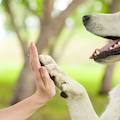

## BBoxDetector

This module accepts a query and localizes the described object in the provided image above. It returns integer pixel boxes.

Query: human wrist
[31,94,46,109]
[33,92,50,105]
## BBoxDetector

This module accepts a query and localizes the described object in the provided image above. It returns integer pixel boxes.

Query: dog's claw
[40,61,44,66]
[60,91,68,98]
[50,76,55,82]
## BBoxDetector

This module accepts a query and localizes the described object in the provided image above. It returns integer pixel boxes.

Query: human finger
[30,42,41,71]
[39,67,55,87]
[29,42,41,81]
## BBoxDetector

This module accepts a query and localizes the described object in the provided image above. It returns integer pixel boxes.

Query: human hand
[29,42,56,103]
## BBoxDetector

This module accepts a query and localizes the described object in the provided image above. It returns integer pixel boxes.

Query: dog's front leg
[39,55,99,120]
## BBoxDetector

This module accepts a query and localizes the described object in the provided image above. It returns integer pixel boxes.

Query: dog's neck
[66,92,98,120]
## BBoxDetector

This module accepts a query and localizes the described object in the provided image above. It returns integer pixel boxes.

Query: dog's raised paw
[39,55,68,89]
[39,55,86,99]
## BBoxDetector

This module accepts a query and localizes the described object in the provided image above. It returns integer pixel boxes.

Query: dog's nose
[82,15,90,25]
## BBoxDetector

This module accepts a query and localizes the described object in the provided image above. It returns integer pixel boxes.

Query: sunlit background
[0,0,120,120]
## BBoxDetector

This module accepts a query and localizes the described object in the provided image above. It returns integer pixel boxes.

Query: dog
[39,12,120,120]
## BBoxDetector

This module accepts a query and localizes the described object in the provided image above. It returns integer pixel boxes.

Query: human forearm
[0,94,46,120]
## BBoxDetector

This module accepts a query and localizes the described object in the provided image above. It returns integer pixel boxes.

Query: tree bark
[109,0,119,13]
[43,0,53,24]
[11,57,35,104]
[99,64,114,94]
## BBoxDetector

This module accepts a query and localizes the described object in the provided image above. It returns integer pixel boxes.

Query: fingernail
[31,42,34,45]
[30,42,33,46]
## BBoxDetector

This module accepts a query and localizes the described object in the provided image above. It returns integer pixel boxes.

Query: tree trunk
[109,0,119,13]
[99,0,118,94]
[11,57,35,104]
[99,64,114,94]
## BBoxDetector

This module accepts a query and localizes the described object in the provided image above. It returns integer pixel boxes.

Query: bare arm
[0,42,56,120]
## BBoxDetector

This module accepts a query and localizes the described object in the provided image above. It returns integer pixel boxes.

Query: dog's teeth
[94,53,97,56]
[109,47,113,50]
[118,41,120,45]
[96,50,100,55]
[114,44,118,48]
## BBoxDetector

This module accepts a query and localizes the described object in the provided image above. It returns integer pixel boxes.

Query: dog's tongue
[90,40,120,59]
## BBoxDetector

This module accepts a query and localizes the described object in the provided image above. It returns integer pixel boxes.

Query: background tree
[2,0,85,104]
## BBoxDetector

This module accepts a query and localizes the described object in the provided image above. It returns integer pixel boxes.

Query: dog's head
[83,12,120,64]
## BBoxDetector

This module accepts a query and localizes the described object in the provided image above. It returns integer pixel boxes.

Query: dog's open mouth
[82,13,120,63]
[90,39,120,62]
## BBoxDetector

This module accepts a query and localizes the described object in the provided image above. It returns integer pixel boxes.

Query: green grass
[0,61,23,84]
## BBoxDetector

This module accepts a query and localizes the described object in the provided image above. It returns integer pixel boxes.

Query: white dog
[39,12,120,120]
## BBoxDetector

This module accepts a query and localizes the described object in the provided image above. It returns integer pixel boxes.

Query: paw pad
[60,92,68,98]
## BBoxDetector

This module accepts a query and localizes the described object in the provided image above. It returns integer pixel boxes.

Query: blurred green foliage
[0,0,117,31]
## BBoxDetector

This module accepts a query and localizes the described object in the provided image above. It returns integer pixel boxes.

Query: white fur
[84,12,120,38]
[100,83,120,120]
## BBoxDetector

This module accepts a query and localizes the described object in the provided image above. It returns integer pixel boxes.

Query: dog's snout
[82,15,90,25]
